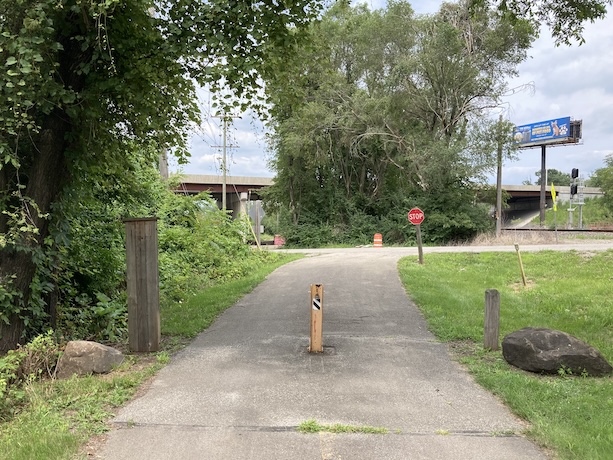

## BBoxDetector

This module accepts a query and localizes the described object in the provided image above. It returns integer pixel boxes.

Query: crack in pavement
[110,422,523,439]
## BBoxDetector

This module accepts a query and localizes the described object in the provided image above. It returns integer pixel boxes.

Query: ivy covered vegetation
[0,162,287,423]
[5,160,281,346]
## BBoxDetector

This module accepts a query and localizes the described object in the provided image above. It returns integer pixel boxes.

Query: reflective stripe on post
[309,284,323,353]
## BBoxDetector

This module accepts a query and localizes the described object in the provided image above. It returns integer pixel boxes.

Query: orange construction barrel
[373,233,383,248]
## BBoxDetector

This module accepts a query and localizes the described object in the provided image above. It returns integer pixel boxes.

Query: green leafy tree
[477,0,612,45]
[590,155,613,212]
[535,168,572,186]
[263,0,531,245]
[0,0,322,350]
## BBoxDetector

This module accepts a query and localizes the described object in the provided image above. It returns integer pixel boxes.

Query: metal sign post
[551,183,558,243]
[578,177,585,229]
[309,284,323,353]
[408,208,425,265]
[539,145,546,225]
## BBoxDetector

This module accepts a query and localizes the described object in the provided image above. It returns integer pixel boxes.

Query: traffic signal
[570,184,578,196]
[571,168,579,179]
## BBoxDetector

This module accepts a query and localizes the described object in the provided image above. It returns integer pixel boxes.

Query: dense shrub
[0,332,60,420]
[10,152,273,344]
[268,187,495,248]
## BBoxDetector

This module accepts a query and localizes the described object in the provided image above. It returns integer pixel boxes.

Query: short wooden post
[514,243,527,286]
[484,289,500,351]
[124,217,160,352]
[309,284,323,353]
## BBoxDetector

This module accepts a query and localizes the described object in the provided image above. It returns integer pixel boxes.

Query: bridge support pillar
[227,192,249,218]
[239,192,248,216]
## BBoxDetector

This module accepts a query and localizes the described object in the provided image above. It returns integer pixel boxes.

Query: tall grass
[0,359,164,460]
[535,196,612,228]
[398,250,613,459]
[161,253,303,337]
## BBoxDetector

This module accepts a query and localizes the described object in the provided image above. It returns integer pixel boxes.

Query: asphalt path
[99,242,612,459]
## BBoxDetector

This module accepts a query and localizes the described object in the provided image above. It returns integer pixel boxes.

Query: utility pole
[539,144,547,226]
[158,149,169,180]
[221,116,227,210]
[212,114,239,210]
[495,115,503,238]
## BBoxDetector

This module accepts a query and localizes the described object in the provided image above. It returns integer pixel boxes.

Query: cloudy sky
[173,0,613,186]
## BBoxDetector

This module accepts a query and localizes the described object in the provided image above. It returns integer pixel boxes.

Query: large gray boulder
[56,340,125,379]
[502,327,612,377]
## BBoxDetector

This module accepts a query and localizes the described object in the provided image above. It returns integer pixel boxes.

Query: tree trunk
[0,20,88,351]
[0,110,70,352]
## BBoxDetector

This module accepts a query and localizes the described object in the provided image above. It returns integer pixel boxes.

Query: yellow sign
[551,182,557,211]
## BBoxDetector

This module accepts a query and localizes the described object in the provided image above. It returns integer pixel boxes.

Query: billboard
[513,116,574,147]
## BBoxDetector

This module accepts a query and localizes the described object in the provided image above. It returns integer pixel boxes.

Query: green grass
[398,250,613,459]
[535,196,612,229]
[0,253,303,460]
[161,253,303,337]
[0,356,165,460]
[298,419,388,434]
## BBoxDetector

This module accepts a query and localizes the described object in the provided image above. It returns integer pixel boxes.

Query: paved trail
[97,246,596,459]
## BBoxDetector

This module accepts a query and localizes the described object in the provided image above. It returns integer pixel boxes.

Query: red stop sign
[408,207,425,225]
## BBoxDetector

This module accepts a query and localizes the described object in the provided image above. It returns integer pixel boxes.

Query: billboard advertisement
[513,116,571,147]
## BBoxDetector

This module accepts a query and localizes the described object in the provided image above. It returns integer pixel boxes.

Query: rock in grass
[57,341,124,379]
[502,327,612,377]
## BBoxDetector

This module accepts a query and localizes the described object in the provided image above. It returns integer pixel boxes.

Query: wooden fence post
[124,217,160,352]
[484,289,500,351]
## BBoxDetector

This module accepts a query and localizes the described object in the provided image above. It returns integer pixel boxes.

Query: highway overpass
[175,174,273,218]
[174,176,603,223]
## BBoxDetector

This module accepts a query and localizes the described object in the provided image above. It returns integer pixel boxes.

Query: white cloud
[502,13,613,185]
[174,109,273,177]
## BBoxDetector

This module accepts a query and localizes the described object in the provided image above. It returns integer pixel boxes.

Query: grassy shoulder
[398,250,613,460]
[0,252,302,460]
[531,196,612,229]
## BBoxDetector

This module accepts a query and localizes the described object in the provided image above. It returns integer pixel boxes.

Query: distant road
[274,241,613,256]
[505,210,541,228]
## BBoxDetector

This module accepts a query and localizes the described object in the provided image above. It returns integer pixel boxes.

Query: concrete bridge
[174,176,603,224]
[175,174,273,217]
[503,185,602,212]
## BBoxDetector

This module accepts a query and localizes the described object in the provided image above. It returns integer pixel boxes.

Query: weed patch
[298,419,388,434]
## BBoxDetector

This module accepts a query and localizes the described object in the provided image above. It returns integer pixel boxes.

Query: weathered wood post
[124,217,160,352]
[514,243,527,287]
[484,289,500,351]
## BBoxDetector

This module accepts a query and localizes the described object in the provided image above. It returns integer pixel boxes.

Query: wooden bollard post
[309,284,323,353]
[124,217,160,352]
[484,289,500,351]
